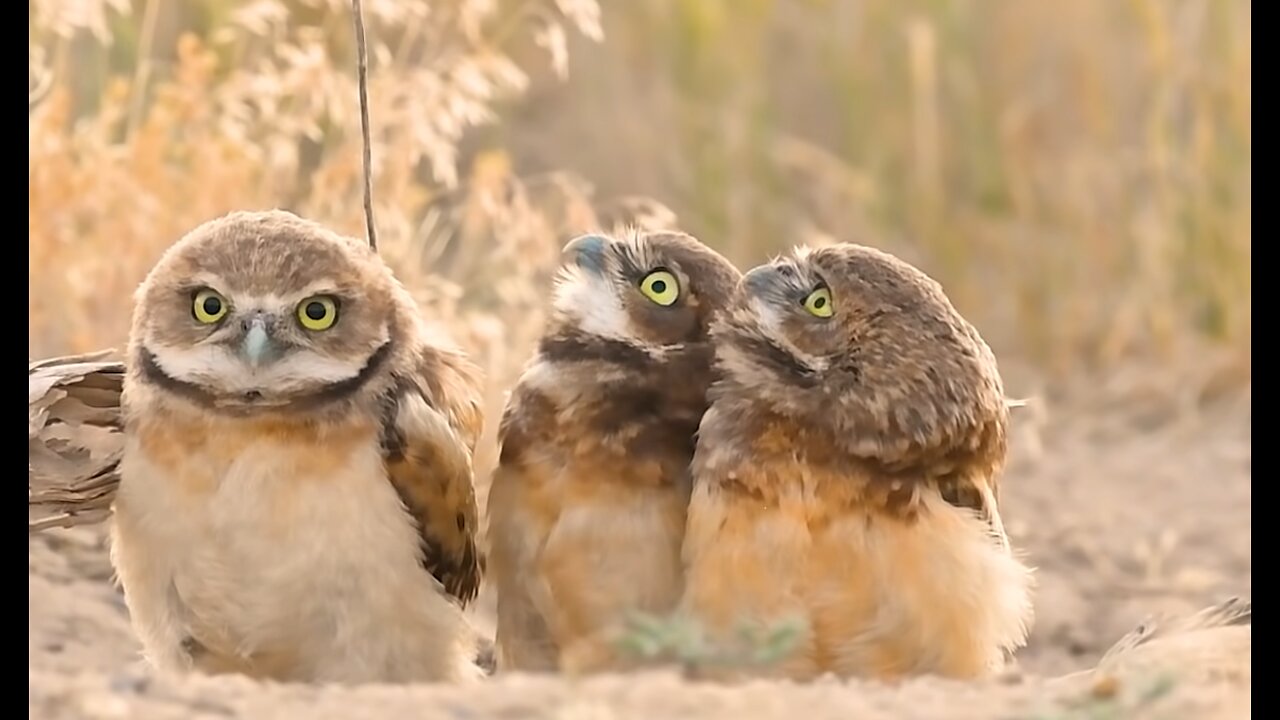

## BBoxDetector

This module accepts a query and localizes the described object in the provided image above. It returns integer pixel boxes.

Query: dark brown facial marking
[731,332,822,388]
[298,341,395,406]
[137,340,395,413]
[138,347,219,407]
[538,329,656,369]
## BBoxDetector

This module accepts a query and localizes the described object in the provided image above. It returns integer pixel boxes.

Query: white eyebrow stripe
[291,281,343,299]
[234,294,287,309]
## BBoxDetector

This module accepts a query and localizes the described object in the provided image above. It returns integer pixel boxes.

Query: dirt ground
[28,359,1252,719]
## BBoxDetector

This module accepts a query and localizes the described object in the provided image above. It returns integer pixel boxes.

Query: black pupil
[305,302,327,320]
[651,280,667,294]
[813,297,826,309]
[202,297,221,316]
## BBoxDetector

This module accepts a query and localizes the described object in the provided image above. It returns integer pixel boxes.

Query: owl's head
[714,242,1007,463]
[129,210,409,413]
[549,230,742,349]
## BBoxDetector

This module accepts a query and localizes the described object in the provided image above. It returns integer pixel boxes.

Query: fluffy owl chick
[486,230,742,673]
[680,243,1034,681]
[111,209,487,684]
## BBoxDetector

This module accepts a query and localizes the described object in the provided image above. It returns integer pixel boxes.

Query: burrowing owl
[679,243,1034,681]
[485,230,741,673]
[111,209,487,683]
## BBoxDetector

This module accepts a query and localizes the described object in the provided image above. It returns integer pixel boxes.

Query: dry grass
[30,0,619,476]
[29,0,1251,481]
[506,0,1251,374]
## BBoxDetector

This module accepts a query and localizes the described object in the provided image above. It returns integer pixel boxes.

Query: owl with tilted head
[679,242,1034,682]
[485,229,742,673]
[111,209,489,683]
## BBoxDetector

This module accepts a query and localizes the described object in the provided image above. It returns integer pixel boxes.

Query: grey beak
[241,315,277,368]
[741,264,785,297]
[562,234,609,274]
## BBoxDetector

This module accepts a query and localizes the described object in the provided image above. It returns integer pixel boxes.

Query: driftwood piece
[1047,596,1252,702]
[1096,596,1251,669]
[29,351,125,533]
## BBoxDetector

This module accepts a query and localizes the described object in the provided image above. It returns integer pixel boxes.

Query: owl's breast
[114,411,438,668]
[120,413,390,529]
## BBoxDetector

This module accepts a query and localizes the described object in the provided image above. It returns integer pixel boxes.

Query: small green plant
[614,610,807,678]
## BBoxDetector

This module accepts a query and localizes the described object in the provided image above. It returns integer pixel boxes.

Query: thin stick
[351,0,379,252]
[125,0,161,137]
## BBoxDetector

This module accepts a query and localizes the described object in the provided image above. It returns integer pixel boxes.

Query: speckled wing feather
[485,385,563,671]
[918,407,1011,550]
[379,346,485,608]
[1098,596,1251,668]
[937,470,1009,551]
[1048,596,1252,696]
[29,351,126,532]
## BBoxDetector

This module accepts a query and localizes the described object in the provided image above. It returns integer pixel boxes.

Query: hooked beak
[240,314,280,368]
[562,234,609,275]
[741,263,787,299]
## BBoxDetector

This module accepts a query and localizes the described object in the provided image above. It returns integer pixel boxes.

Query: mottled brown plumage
[680,243,1034,681]
[485,229,741,673]
[29,352,125,532]
[112,209,487,683]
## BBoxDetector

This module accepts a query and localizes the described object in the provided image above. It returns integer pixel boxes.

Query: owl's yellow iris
[639,270,680,306]
[193,289,228,324]
[803,287,833,317]
[297,296,339,331]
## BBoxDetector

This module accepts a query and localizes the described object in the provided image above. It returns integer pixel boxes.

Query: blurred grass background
[27,3,1251,678]
[29,0,1251,422]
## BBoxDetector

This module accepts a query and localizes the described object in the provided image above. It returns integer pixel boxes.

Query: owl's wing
[922,407,1012,550]
[483,386,563,670]
[938,471,1009,551]
[380,346,485,608]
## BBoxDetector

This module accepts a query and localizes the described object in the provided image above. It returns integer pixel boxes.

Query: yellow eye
[192,289,228,324]
[297,296,339,331]
[639,269,680,306]
[803,287,833,318]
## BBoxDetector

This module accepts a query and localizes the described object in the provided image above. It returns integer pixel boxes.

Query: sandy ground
[28,362,1252,719]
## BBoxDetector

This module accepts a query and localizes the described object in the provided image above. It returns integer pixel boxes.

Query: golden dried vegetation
[30,0,1251,480]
